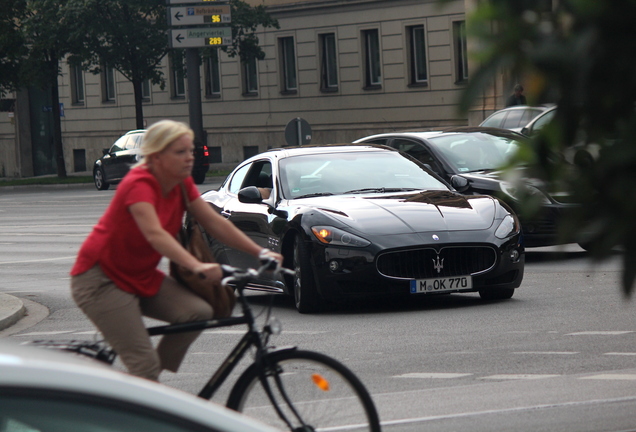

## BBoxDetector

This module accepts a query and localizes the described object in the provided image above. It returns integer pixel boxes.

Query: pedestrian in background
[506,84,527,107]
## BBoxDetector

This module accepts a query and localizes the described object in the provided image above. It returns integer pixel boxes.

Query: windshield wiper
[343,187,421,194]
[294,192,335,199]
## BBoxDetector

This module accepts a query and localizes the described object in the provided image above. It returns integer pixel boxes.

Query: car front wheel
[94,168,110,190]
[292,235,321,314]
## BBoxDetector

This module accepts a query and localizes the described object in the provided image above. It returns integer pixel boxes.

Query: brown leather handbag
[169,184,236,318]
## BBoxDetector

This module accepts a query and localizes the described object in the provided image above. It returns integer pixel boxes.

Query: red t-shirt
[70,167,200,297]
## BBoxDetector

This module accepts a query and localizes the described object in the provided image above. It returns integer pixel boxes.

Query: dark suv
[93,129,210,190]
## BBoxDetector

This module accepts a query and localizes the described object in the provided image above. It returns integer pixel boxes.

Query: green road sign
[170,27,232,48]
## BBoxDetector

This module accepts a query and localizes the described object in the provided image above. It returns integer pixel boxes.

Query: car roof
[251,143,399,159]
[353,126,528,142]
[0,340,278,432]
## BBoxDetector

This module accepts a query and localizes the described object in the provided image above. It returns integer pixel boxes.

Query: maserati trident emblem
[433,255,444,274]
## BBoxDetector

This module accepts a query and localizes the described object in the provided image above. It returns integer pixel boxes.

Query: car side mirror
[238,186,263,204]
[102,148,110,156]
[450,175,470,192]
[238,186,288,219]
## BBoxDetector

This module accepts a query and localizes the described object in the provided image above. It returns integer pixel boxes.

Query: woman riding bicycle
[70,120,281,381]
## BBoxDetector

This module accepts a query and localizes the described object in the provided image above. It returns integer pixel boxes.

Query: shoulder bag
[169,183,236,318]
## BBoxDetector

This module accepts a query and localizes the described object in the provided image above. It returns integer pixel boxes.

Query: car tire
[479,288,515,300]
[292,235,321,314]
[94,168,110,190]
[192,170,206,184]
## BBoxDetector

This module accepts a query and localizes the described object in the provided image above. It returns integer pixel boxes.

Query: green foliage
[222,0,279,61]
[459,0,636,295]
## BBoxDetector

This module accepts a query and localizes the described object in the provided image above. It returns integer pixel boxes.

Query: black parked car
[355,127,580,248]
[93,129,210,190]
[200,144,524,313]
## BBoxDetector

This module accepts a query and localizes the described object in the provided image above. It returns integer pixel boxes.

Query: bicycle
[30,259,382,432]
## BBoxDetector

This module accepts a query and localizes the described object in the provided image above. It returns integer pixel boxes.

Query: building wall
[0,0,489,178]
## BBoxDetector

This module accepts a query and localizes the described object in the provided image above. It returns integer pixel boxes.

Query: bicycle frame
[145,265,297,404]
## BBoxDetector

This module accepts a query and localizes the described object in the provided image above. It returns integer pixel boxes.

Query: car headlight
[311,226,370,247]
[500,182,551,205]
[495,214,521,239]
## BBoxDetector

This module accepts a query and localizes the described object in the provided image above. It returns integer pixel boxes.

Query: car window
[528,109,556,134]
[501,109,525,129]
[480,111,506,128]
[279,150,447,198]
[228,164,251,194]
[109,136,128,153]
[391,139,442,174]
[242,161,273,190]
[519,108,542,125]
[0,394,220,432]
[361,138,389,146]
[428,132,519,172]
[125,134,143,150]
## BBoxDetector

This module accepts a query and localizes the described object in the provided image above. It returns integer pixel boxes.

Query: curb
[0,293,26,331]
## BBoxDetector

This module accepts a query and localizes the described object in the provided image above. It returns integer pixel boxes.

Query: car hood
[292,190,497,235]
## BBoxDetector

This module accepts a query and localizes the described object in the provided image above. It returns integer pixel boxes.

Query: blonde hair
[133,120,194,167]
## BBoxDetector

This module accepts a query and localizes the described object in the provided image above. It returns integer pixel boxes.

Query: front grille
[377,246,497,279]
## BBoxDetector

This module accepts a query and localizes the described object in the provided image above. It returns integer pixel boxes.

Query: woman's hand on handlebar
[259,248,283,266]
[193,263,223,281]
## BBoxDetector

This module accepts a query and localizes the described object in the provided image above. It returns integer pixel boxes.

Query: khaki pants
[71,265,213,381]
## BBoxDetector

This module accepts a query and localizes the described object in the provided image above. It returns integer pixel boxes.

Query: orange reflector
[312,373,330,391]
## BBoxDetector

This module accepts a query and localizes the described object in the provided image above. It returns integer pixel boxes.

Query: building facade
[0,0,508,179]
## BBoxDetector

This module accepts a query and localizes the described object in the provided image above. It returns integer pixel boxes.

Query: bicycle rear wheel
[227,349,381,432]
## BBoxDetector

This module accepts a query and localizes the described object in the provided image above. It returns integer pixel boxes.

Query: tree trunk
[50,57,67,178]
[133,78,144,129]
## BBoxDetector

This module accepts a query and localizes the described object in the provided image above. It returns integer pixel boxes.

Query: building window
[170,51,186,98]
[407,25,428,85]
[362,29,381,88]
[279,36,297,93]
[101,63,116,102]
[453,21,468,83]
[242,56,258,95]
[141,79,151,100]
[205,49,221,97]
[70,64,84,104]
[320,33,338,91]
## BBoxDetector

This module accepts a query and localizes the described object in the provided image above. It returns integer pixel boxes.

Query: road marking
[566,331,634,335]
[513,351,579,355]
[395,373,472,379]
[379,396,636,428]
[0,256,76,265]
[580,374,636,380]
[604,352,636,356]
[17,331,75,336]
[480,374,560,380]
[203,330,326,335]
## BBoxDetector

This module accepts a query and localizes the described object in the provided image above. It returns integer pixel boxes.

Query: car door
[217,160,277,270]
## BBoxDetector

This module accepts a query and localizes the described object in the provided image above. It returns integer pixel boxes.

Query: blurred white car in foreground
[0,340,280,432]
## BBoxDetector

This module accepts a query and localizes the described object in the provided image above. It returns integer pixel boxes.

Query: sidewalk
[0,293,26,331]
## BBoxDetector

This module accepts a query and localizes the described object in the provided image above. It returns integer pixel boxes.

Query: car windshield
[279,150,448,199]
[428,132,521,172]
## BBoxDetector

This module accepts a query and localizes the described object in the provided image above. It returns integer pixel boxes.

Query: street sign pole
[186,48,204,149]
[168,1,230,152]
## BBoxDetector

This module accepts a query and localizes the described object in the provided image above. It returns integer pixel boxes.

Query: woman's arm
[129,201,221,280]
[188,196,282,262]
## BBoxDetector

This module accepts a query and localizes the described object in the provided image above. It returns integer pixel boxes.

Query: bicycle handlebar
[220,258,294,288]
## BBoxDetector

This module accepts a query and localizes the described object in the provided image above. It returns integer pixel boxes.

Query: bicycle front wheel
[227,349,381,432]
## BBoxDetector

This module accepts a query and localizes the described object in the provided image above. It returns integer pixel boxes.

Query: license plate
[410,276,472,293]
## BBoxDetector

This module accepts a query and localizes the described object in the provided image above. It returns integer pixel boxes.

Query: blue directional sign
[169,5,231,26]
